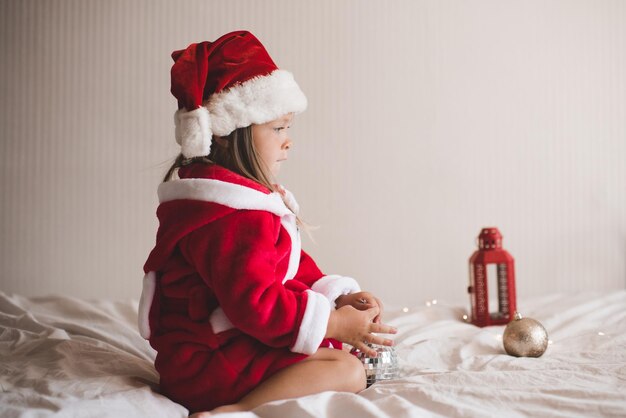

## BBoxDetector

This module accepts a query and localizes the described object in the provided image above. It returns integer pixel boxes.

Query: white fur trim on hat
[175,106,212,158]
[207,69,307,137]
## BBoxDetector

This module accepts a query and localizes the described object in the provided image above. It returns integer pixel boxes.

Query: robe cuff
[311,275,361,308]
[291,290,331,355]
[138,271,156,339]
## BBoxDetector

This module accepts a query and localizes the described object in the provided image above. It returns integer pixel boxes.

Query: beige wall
[1,0,624,307]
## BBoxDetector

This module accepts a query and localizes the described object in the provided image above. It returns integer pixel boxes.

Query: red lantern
[468,227,517,327]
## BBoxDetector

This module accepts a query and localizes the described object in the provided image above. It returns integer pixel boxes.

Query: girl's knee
[335,350,367,392]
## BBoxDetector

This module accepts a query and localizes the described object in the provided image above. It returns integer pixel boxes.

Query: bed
[1,290,625,417]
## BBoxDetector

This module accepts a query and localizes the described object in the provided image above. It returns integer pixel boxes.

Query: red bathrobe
[139,163,360,412]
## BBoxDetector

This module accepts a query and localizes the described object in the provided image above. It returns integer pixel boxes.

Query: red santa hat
[170,30,308,158]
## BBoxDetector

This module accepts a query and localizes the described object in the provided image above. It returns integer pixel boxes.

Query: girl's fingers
[373,297,383,323]
[355,341,377,357]
[357,295,370,304]
[355,302,374,311]
[370,298,380,322]
[356,333,394,357]
[367,334,394,347]
[355,295,373,309]
[366,307,380,320]
[369,322,397,335]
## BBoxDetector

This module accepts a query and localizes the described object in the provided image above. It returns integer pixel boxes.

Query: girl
[139,31,396,415]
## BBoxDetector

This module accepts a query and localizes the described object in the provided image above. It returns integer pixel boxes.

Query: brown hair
[163,126,314,234]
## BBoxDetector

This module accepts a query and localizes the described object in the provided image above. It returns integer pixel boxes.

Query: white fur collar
[158,178,297,218]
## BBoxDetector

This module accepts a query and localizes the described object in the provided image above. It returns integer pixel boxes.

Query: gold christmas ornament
[350,344,398,387]
[503,312,548,357]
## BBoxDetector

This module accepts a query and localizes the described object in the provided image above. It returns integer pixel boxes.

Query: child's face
[251,113,294,178]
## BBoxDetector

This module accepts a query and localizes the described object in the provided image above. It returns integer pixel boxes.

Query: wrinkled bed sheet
[1,291,625,417]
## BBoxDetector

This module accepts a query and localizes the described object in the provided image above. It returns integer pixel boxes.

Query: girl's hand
[335,292,384,323]
[326,305,397,357]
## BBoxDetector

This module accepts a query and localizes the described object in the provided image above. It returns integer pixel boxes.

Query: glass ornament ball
[350,343,399,387]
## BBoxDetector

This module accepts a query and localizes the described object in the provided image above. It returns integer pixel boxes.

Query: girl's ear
[213,136,229,148]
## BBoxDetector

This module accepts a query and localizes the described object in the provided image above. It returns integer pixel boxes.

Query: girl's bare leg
[191,347,366,416]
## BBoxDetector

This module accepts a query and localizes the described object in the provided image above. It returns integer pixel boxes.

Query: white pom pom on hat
[174,107,212,159]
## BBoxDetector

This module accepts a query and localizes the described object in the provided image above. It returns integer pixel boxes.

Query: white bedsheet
[1,291,624,417]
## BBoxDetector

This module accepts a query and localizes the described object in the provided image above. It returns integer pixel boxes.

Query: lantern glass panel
[487,264,498,313]
[497,263,510,317]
